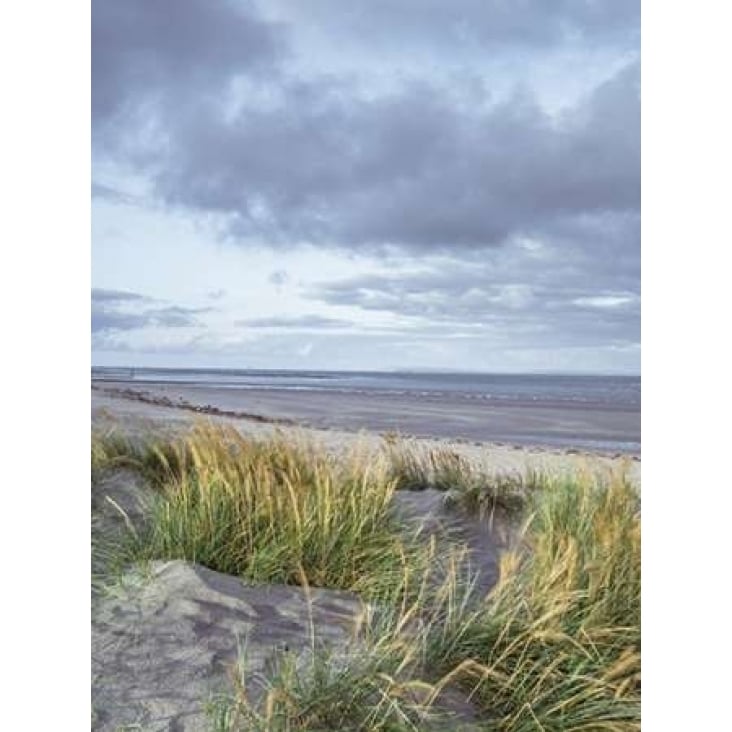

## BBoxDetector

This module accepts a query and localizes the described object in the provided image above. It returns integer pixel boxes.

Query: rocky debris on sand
[92,384,298,425]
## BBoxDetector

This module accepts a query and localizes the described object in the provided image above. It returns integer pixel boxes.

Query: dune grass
[423,472,641,730]
[92,423,640,730]
[207,623,445,731]
[209,471,640,730]
[93,423,431,602]
[91,427,190,487]
[384,437,536,519]
[206,553,483,732]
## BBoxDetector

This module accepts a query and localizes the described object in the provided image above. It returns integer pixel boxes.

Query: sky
[91,0,640,373]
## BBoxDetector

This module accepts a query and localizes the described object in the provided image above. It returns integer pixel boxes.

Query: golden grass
[94,422,429,601]
[425,472,641,730]
[384,437,537,518]
[92,422,640,729]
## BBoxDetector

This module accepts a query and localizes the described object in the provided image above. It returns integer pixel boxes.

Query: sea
[91,367,639,411]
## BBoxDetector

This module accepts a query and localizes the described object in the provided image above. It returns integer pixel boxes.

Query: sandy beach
[92,377,640,728]
[92,381,640,488]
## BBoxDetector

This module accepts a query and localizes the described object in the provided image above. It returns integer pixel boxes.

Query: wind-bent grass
[385,438,476,492]
[92,424,640,729]
[212,472,640,730]
[91,428,190,487]
[208,636,442,731]
[384,437,537,519]
[207,552,482,732]
[424,472,641,730]
[93,423,430,602]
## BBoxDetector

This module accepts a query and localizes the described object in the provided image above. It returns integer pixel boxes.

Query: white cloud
[573,295,636,308]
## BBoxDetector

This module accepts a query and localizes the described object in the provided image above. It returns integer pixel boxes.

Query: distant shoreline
[91,365,641,378]
[92,380,641,463]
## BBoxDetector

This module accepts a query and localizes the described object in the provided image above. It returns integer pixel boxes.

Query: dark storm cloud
[91,289,210,334]
[105,61,639,251]
[236,314,353,329]
[92,0,285,129]
[93,0,639,255]
[92,1,639,367]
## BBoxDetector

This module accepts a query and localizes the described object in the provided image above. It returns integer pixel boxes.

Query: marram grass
[424,472,641,730]
[384,437,539,518]
[211,468,641,730]
[92,422,640,730]
[93,423,430,602]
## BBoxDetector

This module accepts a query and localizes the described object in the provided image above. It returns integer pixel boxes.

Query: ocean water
[92,367,640,411]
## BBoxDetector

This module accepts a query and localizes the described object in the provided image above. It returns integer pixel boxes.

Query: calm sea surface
[92,367,639,408]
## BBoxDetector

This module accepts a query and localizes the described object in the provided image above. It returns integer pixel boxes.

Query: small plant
[445,469,546,521]
[385,440,478,492]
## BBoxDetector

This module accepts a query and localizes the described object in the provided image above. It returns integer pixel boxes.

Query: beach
[92,374,640,729]
[91,377,640,487]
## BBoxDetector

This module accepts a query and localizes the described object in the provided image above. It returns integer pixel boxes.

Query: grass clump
[91,428,191,486]
[210,643,441,731]
[97,423,428,602]
[385,439,476,492]
[208,553,484,732]
[213,470,641,730]
[385,437,536,519]
[426,472,641,730]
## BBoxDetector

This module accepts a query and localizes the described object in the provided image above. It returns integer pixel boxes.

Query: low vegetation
[425,472,641,729]
[93,423,433,602]
[92,422,640,730]
[385,437,538,519]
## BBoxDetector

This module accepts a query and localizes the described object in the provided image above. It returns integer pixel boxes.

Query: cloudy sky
[92,0,640,373]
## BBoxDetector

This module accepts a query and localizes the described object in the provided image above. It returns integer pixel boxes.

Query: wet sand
[92,379,640,456]
[92,383,640,488]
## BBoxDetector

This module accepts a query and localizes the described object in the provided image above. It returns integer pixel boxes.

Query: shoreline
[92,383,641,488]
[92,381,640,459]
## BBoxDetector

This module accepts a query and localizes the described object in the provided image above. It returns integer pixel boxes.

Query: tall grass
[426,472,641,730]
[212,473,640,730]
[92,424,640,729]
[208,626,443,731]
[91,428,190,486]
[207,553,482,732]
[385,438,476,492]
[95,423,429,602]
